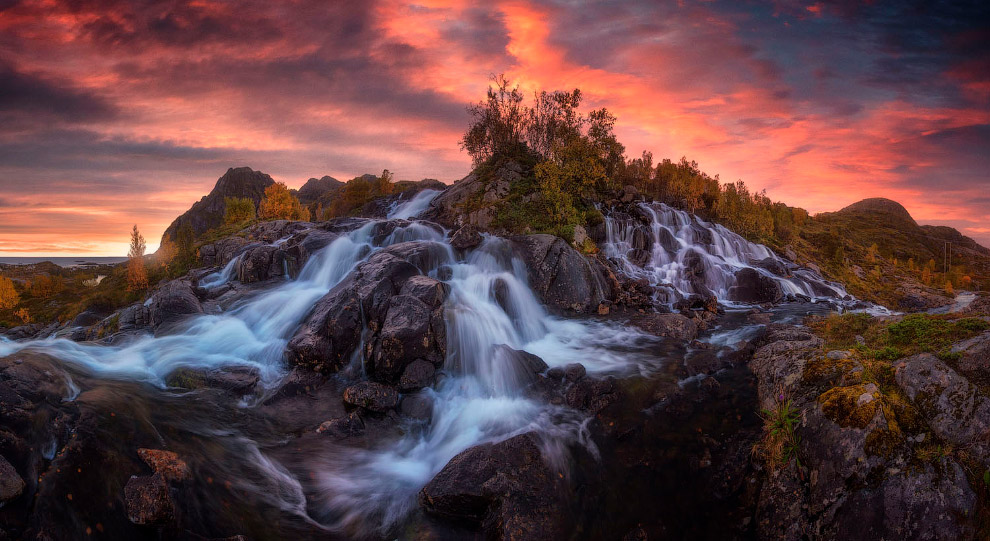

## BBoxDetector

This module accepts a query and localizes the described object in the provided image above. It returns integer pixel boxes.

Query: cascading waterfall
[601,201,847,303]
[314,235,662,533]
[387,189,440,220]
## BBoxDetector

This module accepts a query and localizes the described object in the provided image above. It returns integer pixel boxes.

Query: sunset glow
[1,0,987,255]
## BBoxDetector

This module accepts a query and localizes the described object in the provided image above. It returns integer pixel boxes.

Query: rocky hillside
[161,167,274,244]
[295,175,342,206]
[785,197,990,310]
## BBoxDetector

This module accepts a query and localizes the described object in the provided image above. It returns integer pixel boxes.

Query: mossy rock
[819,383,881,429]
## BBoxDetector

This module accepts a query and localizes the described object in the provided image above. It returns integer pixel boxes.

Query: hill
[161,167,274,244]
[786,197,990,309]
[296,175,343,206]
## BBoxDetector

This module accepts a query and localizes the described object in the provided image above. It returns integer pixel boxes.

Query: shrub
[223,196,256,224]
[259,182,310,221]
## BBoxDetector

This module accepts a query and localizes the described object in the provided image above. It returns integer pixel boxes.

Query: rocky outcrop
[509,234,612,313]
[749,325,981,540]
[0,454,25,503]
[419,432,565,540]
[162,167,274,245]
[630,312,698,340]
[237,244,286,283]
[342,382,399,413]
[199,235,251,267]
[147,280,203,330]
[729,267,783,304]
[287,242,447,381]
[297,175,343,206]
[450,224,483,250]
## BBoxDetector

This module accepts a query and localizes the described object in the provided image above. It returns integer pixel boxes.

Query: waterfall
[199,253,242,289]
[601,201,847,303]
[387,189,441,220]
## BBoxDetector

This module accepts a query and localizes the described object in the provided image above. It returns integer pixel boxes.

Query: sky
[0,0,987,256]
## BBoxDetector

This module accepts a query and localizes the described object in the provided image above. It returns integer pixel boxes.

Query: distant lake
[0,257,128,268]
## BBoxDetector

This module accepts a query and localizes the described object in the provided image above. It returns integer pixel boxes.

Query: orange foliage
[258,182,310,221]
[0,275,19,310]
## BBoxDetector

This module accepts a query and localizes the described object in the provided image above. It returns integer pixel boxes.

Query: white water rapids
[0,193,855,536]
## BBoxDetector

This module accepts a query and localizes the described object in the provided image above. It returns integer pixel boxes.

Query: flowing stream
[0,195,862,538]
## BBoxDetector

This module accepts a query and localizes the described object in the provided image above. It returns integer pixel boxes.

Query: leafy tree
[127,224,148,292]
[224,196,256,224]
[462,74,528,165]
[176,223,196,262]
[259,182,311,221]
[0,275,19,310]
[29,275,64,298]
[526,89,583,160]
[14,307,30,324]
[374,169,395,198]
[128,224,146,258]
[156,236,178,269]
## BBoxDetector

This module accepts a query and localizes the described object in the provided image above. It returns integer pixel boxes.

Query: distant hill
[162,167,274,244]
[790,197,989,309]
[297,175,343,206]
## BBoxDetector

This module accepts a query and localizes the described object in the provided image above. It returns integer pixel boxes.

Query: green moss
[819,384,880,429]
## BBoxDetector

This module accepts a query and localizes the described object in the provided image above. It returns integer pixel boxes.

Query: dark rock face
[199,236,251,267]
[147,280,203,330]
[631,313,698,340]
[752,257,788,277]
[165,366,260,395]
[419,432,565,540]
[237,245,286,283]
[0,454,25,503]
[162,167,274,245]
[124,473,174,525]
[342,382,399,413]
[317,411,365,438]
[951,331,990,386]
[491,345,549,389]
[509,234,612,312]
[450,224,483,250]
[297,175,343,205]
[400,393,434,421]
[288,244,447,381]
[749,325,981,539]
[398,359,436,392]
[728,268,783,304]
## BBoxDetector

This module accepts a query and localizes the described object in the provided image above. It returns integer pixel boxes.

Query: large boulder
[894,353,990,457]
[419,432,565,540]
[509,234,612,312]
[147,280,203,329]
[950,331,990,386]
[237,244,286,283]
[630,313,698,340]
[342,382,399,413]
[450,224,483,250]
[199,235,251,267]
[124,473,174,525]
[728,267,783,304]
[0,454,25,503]
[287,243,446,380]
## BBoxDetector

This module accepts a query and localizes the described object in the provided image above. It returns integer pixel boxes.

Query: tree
[156,236,178,269]
[527,89,583,160]
[462,74,528,165]
[258,182,310,221]
[176,223,196,262]
[127,224,148,292]
[128,224,146,259]
[373,169,395,198]
[14,308,30,324]
[0,275,19,310]
[224,196,256,225]
[29,275,64,297]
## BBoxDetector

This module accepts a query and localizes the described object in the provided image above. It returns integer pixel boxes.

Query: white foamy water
[601,202,847,303]
[387,189,440,220]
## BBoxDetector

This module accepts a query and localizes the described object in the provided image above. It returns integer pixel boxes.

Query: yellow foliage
[259,182,310,221]
[0,275,19,310]
[157,237,178,268]
[14,307,30,324]
[29,275,64,298]
[127,257,148,292]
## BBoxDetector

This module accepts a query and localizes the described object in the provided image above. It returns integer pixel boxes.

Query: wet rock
[317,411,365,437]
[399,275,449,308]
[200,235,252,267]
[728,268,783,304]
[124,473,174,525]
[564,375,619,414]
[147,279,203,329]
[165,366,260,394]
[509,234,612,313]
[282,229,338,275]
[400,393,434,421]
[450,224,483,250]
[746,310,772,325]
[237,244,286,283]
[343,382,400,413]
[398,359,436,392]
[137,449,190,482]
[492,345,548,388]
[419,432,565,540]
[0,454,25,502]
[70,309,105,328]
[753,257,788,277]
[370,295,437,381]
[564,363,586,383]
[631,312,698,341]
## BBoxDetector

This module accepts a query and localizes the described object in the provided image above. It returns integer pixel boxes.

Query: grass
[754,389,802,470]
[809,312,989,362]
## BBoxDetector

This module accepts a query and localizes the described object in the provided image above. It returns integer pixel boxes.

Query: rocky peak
[297,175,343,205]
[161,167,274,244]
[837,198,917,226]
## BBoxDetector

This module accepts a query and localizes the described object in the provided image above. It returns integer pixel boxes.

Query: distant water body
[0,257,127,268]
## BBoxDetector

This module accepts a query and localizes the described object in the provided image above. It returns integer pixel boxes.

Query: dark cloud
[0,61,118,122]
